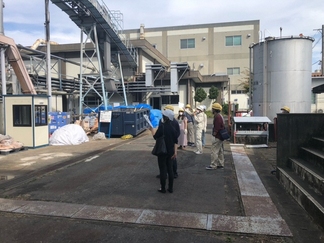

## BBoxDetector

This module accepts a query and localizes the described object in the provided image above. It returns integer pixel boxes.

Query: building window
[226,36,242,46]
[35,105,48,126]
[180,38,195,49]
[227,67,240,75]
[161,95,179,104]
[13,105,31,126]
[231,90,247,94]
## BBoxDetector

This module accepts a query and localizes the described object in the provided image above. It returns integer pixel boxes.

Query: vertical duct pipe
[249,44,253,110]
[1,49,5,95]
[1,0,5,95]
[103,36,111,72]
[45,0,52,111]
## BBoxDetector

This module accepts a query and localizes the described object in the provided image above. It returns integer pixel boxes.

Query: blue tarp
[135,104,152,110]
[149,109,162,128]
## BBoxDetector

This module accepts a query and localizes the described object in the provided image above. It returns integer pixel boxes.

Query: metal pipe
[249,44,253,110]
[321,25,324,76]
[0,0,4,35]
[79,28,84,118]
[45,0,52,111]
[1,48,6,95]
[228,77,231,130]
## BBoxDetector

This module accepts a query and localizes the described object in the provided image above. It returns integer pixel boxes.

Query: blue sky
[2,0,324,71]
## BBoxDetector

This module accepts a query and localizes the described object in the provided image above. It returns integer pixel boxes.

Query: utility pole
[45,0,52,111]
[321,25,324,76]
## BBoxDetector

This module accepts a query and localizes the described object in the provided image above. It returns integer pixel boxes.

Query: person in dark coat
[149,109,178,193]
[156,105,180,178]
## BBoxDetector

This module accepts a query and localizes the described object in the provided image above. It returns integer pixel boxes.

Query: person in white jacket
[201,105,207,147]
[193,105,205,154]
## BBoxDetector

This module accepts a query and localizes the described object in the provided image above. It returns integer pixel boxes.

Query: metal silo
[251,36,314,121]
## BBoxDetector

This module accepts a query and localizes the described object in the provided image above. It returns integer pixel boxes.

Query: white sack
[49,124,89,145]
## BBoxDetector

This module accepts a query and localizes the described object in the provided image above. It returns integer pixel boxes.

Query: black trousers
[158,155,174,191]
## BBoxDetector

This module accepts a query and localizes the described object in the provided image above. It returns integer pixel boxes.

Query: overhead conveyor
[50,0,137,67]
[51,0,138,113]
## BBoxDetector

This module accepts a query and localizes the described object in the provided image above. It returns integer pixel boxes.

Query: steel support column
[78,24,108,115]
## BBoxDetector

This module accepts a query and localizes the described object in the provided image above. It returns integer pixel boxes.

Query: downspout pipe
[249,43,254,111]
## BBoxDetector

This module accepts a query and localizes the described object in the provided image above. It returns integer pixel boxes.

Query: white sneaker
[195,151,202,154]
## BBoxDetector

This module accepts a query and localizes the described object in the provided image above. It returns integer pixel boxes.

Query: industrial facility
[0,0,323,146]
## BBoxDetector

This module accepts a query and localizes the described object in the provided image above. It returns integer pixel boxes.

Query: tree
[208,85,219,101]
[238,68,251,94]
[194,88,207,103]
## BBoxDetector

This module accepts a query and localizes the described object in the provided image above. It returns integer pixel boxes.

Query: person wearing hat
[184,104,195,147]
[193,105,205,154]
[149,109,178,193]
[156,105,180,178]
[206,103,225,170]
[281,106,290,114]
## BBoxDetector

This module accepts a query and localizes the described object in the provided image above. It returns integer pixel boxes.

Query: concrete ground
[0,127,323,243]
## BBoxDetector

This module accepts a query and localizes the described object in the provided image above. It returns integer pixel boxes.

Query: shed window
[35,105,48,126]
[13,105,31,127]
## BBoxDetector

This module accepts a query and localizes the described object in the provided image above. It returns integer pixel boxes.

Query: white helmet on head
[197,105,204,111]
[162,109,174,120]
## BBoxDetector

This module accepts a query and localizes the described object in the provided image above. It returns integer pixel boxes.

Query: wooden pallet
[0,147,28,155]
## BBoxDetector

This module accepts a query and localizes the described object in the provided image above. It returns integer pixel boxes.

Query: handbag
[152,125,168,156]
[219,128,230,140]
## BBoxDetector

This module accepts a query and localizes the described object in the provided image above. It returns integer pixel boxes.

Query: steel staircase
[277,137,324,229]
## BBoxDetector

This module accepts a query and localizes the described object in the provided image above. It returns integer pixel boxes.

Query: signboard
[99,110,112,123]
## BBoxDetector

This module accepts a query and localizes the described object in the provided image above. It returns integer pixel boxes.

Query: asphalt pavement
[0,128,323,243]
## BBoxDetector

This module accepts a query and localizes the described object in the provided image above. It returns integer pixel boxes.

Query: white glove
[184,129,187,135]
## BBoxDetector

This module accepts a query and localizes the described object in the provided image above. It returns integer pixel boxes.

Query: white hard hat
[197,105,204,111]
[162,109,174,120]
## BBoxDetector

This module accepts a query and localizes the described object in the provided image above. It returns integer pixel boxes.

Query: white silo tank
[251,36,314,121]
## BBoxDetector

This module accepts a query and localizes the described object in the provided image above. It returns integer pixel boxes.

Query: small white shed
[233,116,272,144]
